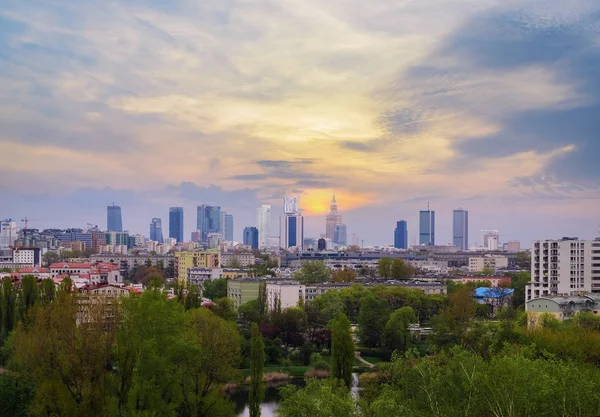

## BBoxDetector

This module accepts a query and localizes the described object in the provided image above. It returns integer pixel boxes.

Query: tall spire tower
[325,191,342,241]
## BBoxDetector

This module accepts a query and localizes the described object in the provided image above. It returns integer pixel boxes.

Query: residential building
[453,209,469,251]
[419,209,435,246]
[174,251,221,281]
[266,281,304,310]
[150,218,163,243]
[257,204,272,249]
[526,238,600,302]
[481,230,499,250]
[164,237,177,246]
[506,241,521,252]
[458,276,512,288]
[0,219,18,248]
[107,204,123,232]
[468,255,509,272]
[12,248,41,267]
[334,224,347,246]
[91,231,107,251]
[15,267,51,280]
[90,253,174,277]
[280,196,304,250]
[106,231,129,247]
[221,252,255,267]
[61,241,86,252]
[243,227,259,249]
[394,220,408,249]
[206,233,223,249]
[227,278,262,308]
[222,212,234,241]
[197,205,221,241]
[526,294,600,326]
[169,207,184,243]
[325,193,342,241]
[187,267,249,287]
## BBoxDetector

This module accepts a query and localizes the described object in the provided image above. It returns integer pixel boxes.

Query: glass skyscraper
[150,217,163,243]
[243,226,259,249]
[169,207,184,243]
[453,209,469,251]
[419,210,435,246]
[107,204,123,232]
[222,213,234,241]
[197,205,221,240]
[394,220,408,249]
[334,224,347,246]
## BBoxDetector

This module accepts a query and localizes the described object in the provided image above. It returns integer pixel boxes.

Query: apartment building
[526,238,600,302]
[468,255,509,273]
[266,281,304,310]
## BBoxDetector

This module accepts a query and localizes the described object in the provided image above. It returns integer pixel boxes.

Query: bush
[310,353,330,371]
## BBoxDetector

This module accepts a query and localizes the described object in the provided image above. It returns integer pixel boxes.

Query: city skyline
[1,0,599,246]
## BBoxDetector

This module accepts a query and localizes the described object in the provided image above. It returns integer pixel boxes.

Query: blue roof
[474,287,514,298]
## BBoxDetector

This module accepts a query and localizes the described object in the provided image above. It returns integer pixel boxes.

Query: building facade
[334,224,347,246]
[227,279,262,308]
[222,212,234,241]
[107,204,123,232]
[468,255,509,272]
[0,219,18,248]
[257,205,272,249]
[453,209,469,251]
[174,251,221,281]
[12,248,41,267]
[150,218,163,243]
[394,220,408,249]
[280,197,304,250]
[169,207,184,243]
[419,210,435,246]
[197,205,221,241]
[243,227,259,249]
[325,193,342,241]
[526,238,600,302]
[266,281,304,310]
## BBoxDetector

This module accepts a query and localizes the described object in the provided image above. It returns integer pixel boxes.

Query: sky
[1,0,599,245]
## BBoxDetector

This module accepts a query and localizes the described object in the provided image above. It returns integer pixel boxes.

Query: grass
[361,356,385,365]
[240,365,309,378]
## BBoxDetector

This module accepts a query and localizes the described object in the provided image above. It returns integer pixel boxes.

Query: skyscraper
[334,224,347,246]
[169,207,184,243]
[243,226,259,249]
[0,219,17,248]
[482,230,499,250]
[453,209,469,251]
[280,196,304,249]
[197,205,221,241]
[150,217,163,243]
[222,212,234,241]
[107,204,123,232]
[419,208,435,246]
[257,204,272,249]
[325,193,342,240]
[394,220,408,249]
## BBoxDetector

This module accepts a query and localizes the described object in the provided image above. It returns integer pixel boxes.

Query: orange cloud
[300,189,372,215]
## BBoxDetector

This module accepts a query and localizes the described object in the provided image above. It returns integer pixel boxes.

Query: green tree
[249,323,265,417]
[1,278,17,341]
[202,278,228,300]
[39,278,56,305]
[277,379,358,417]
[210,297,237,321]
[41,251,59,267]
[276,307,307,347]
[384,306,416,352]
[330,313,354,388]
[358,293,390,347]
[377,258,392,279]
[508,271,531,308]
[332,269,357,283]
[184,285,202,310]
[516,251,531,270]
[390,259,415,280]
[294,261,331,284]
[19,275,39,319]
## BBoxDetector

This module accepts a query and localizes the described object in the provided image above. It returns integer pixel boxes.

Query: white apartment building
[266,281,305,310]
[221,252,256,268]
[12,248,41,267]
[257,205,272,249]
[0,220,18,248]
[468,255,509,273]
[526,238,600,302]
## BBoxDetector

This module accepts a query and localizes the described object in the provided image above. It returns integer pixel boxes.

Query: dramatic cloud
[1,0,599,244]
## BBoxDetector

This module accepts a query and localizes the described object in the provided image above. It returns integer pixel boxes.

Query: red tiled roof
[18,267,49,273]
[49,263,93,269]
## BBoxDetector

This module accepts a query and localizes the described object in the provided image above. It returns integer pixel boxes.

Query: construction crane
[20,217,40,231]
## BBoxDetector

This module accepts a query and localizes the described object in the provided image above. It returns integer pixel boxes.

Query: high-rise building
[526,238,600,302]
[0,219,18,248]
[280,196,304,249]
[419,209,435,246]
[150,218,163,243]
[197,205,221,241]
[394,220,408,249]
[334,224,347,246]
[191,230,201,243]
[317,238,326,251]
[243,227,259,249]
[325,193,342,240]
[257,204,272,249]
[453,209,469,251]
[481,230,499,250]
[169,207,184,243]
[221,212,234,241]
[352,234,360,247]
[107,204,123,232]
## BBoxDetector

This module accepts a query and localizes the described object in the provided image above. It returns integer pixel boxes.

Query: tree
[202,278,228,300]
[210,297,237,321]
[377,258,392,279]
[249,323,265,417]
[19,275,39,320]
[390,259,415,280]
[184,285,202,310]
[277,379,358,417]
[358,293,390,348]
[384,307,416,352]
[508,271,531,308]
[479,267,495,276]
[39,278,56,305]
[330,313,354,388]
[238,300,262,331]
[131,266,165,286]
[516,251,531,270]
[42,251,59,267]
[1,278,17,341]
[294,261,331,284]
[332,269,357,283]
[276,307,307,347]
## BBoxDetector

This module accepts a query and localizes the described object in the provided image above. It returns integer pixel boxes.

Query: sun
[299,189,371,215]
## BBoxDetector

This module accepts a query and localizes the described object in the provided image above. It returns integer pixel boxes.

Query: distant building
[506,241,521,252]
[206,233,223,249]
[453,209,469,251]
[473,287,514,315]
[174,251,221,282]
[526,294,600,326]
[107,204,123,232]
[197,205,221,241]
[419,209,435,245]
[150,218,163,243]
[191,230,201,243]
[317,238,326,251]
[526,238,600,302]
[0,219,18,248]
[227,279,262,308]
[481,230,499,250]
[12,248,41,267]
[257,205,272,249]
[394,220,408,249]
[325,193,342,241]
[468,255,509,273]
[243,227,259,249]
[334,224,347,246]
[169,207,184,243]
[222,212,234,241]
[280,197,304,250]
[221,252,255,268]
[266,281,304,310]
